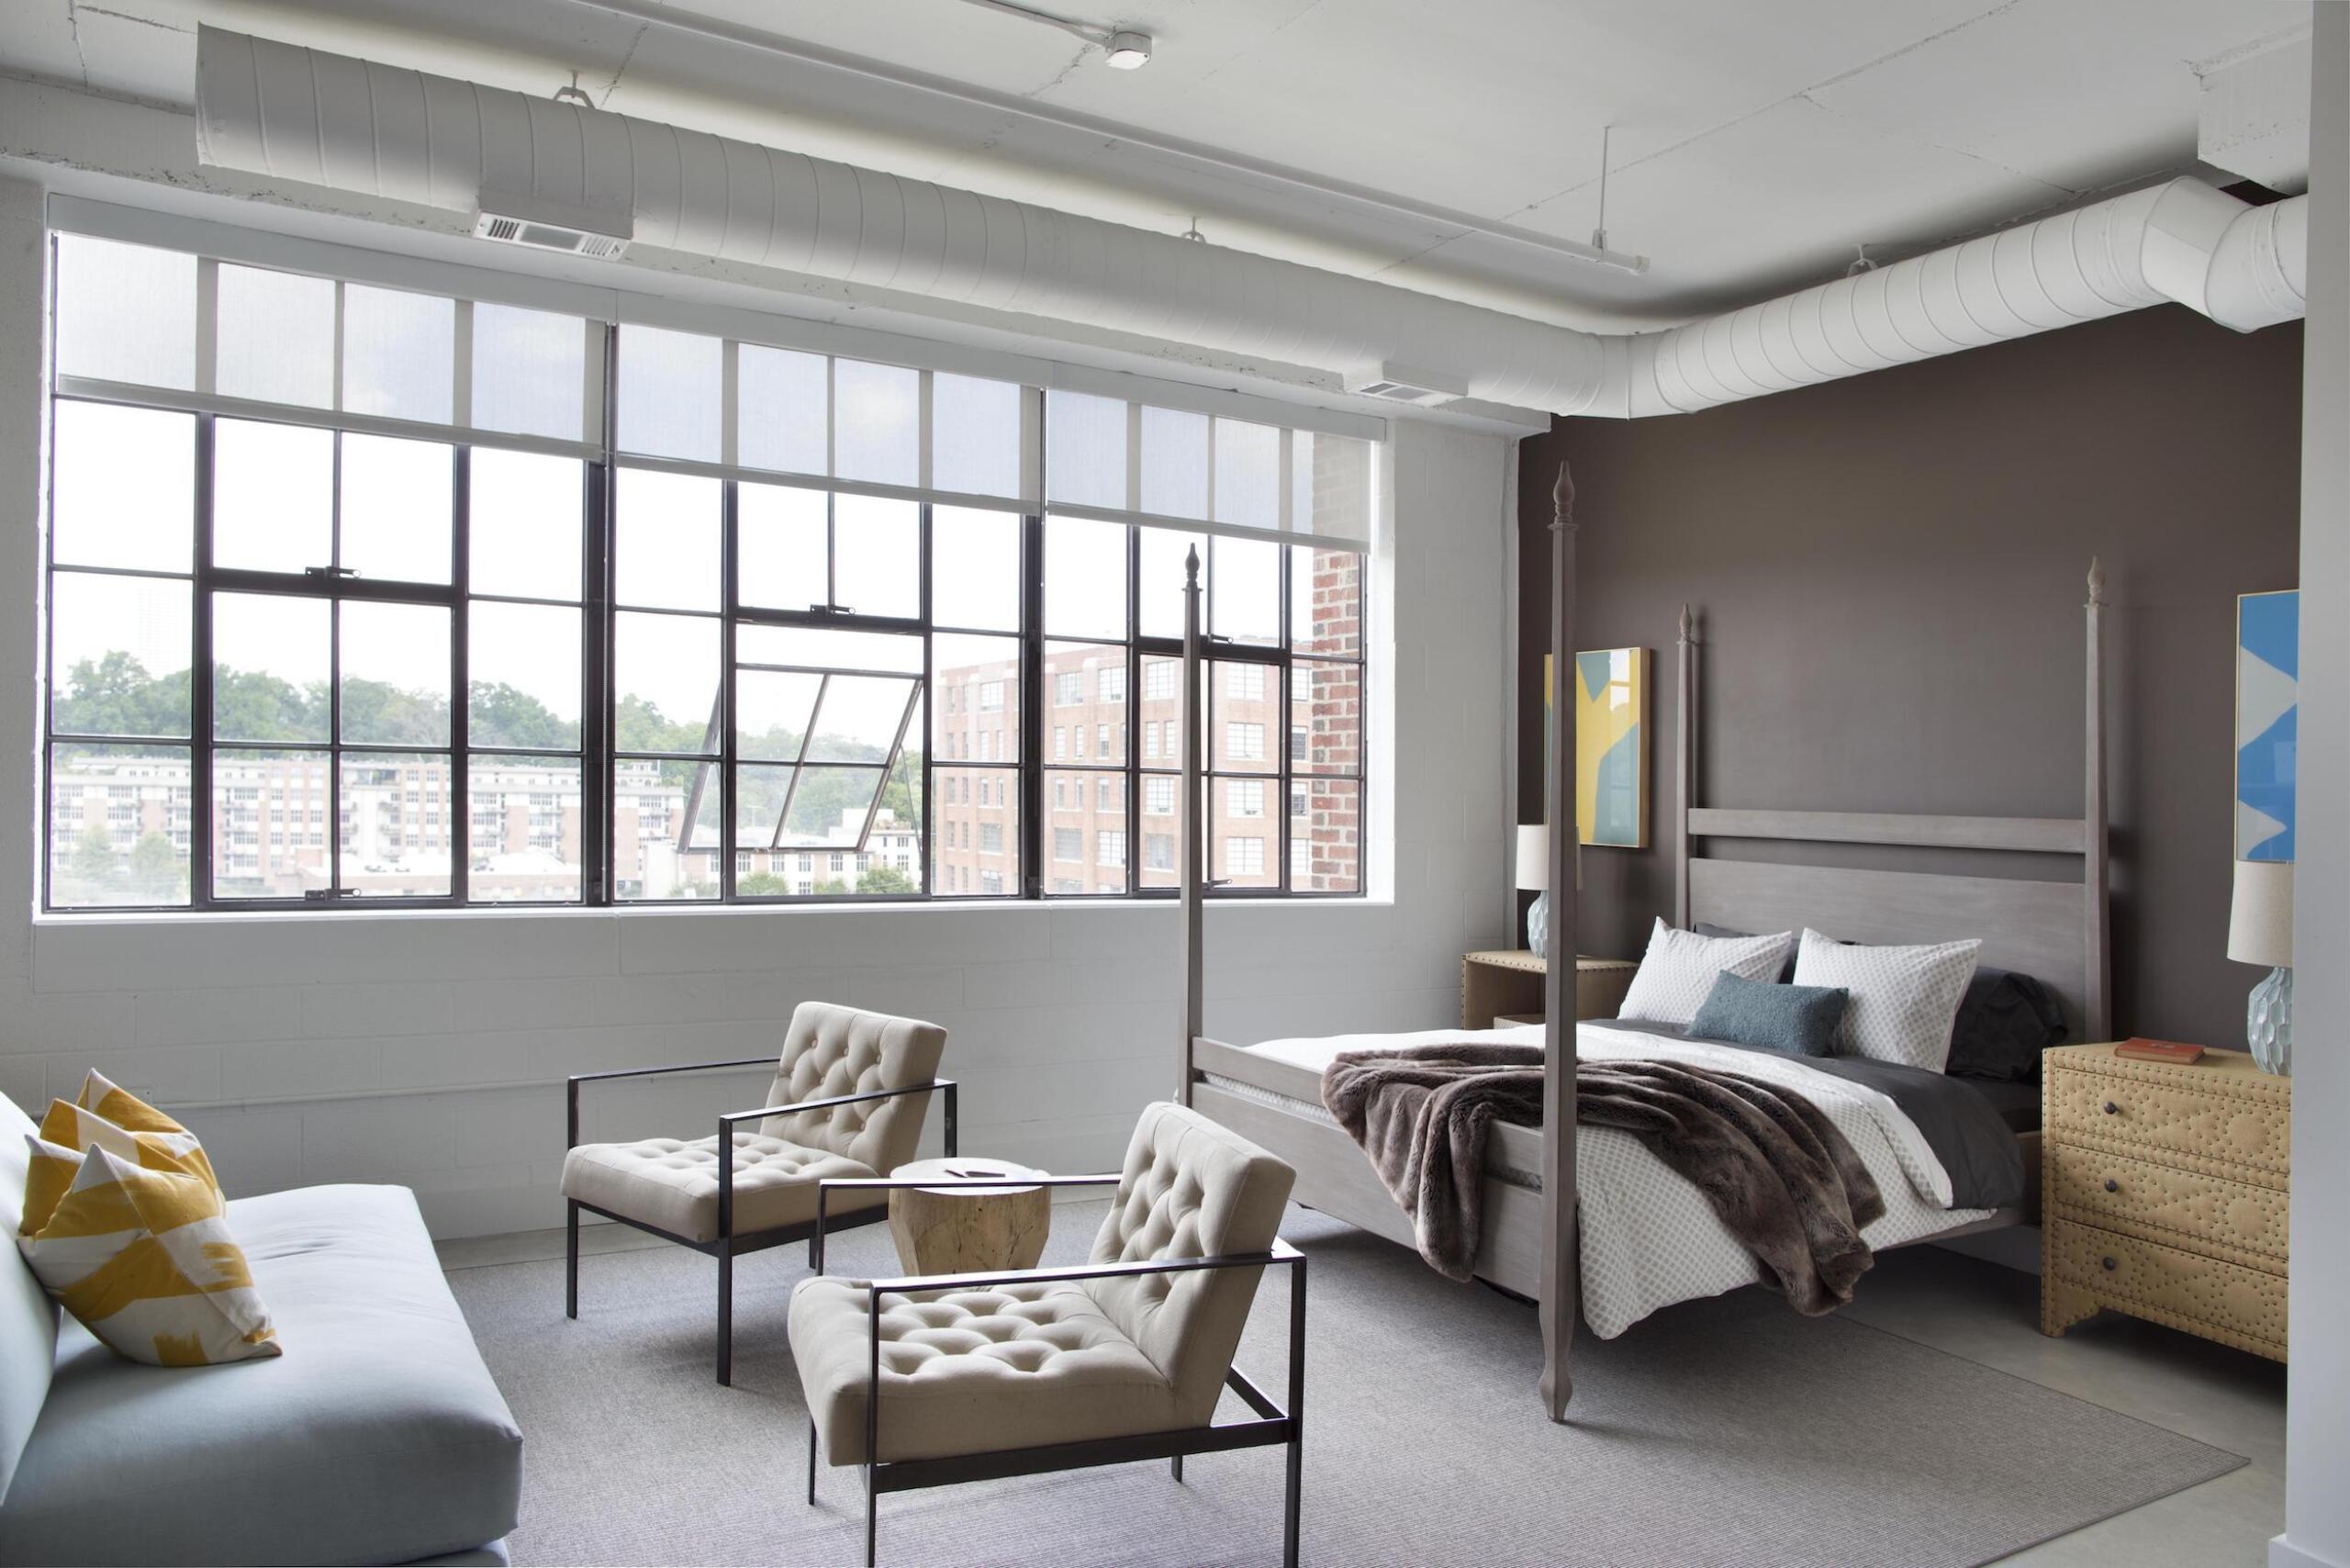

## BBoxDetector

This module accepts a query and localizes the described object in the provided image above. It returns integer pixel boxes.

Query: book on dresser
[2040,1043,2289,1361]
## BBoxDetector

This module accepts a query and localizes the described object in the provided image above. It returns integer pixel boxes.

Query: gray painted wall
[1517,304,2303,1049]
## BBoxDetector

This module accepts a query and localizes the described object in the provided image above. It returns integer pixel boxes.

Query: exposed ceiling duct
[191,27,2309,422]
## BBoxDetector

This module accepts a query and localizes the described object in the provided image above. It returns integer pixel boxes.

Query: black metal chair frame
[565,1057,959,1384]
[807,1173,1306,1568]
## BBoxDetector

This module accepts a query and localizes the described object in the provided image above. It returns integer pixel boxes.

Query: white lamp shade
[1515,824,1548,890]
[2228,859,2294,969]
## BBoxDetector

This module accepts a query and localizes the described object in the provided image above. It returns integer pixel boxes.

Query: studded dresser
[2040,1043,2289,1361]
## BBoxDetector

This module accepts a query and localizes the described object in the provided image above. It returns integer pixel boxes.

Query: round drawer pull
[2104,1179,2120,1193]
[2102,1257,2119,1271]
[2103,1101,2121,1115]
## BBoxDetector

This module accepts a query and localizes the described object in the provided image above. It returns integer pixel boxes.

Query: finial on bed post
[1550,461,1577,535]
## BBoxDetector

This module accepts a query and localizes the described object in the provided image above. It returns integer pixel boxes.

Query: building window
[1055,828,1081,861]
[1225,836,1264,876]
[40,234,1371,911]
[1146,833,1175,870]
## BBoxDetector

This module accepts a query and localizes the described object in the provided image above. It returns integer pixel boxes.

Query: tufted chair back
[1081,1103,1295,1425]
[760,1002,947,1172]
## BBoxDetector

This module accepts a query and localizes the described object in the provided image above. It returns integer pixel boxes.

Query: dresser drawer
[2045,1143,2288,1269]
[2045,1068,2288,1179]
[2047,1217,2288,1359]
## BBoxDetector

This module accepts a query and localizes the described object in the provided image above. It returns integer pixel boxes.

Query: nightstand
[1460,951,1639,1029]
[2040,1043,2289,1361]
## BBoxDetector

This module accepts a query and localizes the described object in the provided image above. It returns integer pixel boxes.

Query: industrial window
[41,231,1371,909]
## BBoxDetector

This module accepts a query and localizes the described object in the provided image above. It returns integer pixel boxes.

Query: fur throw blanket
[1320,1043,1886,1314]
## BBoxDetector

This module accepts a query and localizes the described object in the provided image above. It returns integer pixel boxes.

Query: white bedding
[1236,1021,1996,1338]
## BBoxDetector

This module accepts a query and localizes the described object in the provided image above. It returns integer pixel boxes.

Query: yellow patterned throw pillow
[14,1071,277,1367]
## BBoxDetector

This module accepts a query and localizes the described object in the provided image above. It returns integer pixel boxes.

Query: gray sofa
[2,1092,523,1565]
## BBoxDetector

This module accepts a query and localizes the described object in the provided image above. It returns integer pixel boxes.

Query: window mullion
[450,447,471,909]
[721,479,739,902]
[190,413,218,911]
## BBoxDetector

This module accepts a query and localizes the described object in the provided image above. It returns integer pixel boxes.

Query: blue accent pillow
[1689,970,1849,1058]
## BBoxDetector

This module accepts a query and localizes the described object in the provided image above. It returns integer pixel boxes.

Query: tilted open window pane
[736,669,822,763]
[805,674,919,764]
[339,433,453,585]
[470,601,583,749]
[469,754,584,903]
[213,420,333,575]
[738,623,923,674]
[615,468,721,611]
[733,762,795,853]
[341,600,452,748]
[50,572,191,739]
[738,482,829,611]
[339,752,453,898]
[470,450,584,602]
[738,345,828,476]
[473,303,588,442]
[53,236,196,391]
[213,593,330,745]
[215,265,335,409]
[617,325,722,463]
[50,402,193,573]
[50,743,193,908]
[343,285,455,424]
[779,765,888,847]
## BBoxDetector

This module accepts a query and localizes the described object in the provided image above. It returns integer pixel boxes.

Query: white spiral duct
[190,27,2306,421]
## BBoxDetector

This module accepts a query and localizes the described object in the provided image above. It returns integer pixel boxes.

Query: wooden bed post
[1179,545,1206,1105]
[1674,604,1698,930]
[1539,463,1581,1421]
[2084,558,2110,1043]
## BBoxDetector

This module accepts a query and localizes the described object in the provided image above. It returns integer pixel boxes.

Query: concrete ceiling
[0,0,2315,330]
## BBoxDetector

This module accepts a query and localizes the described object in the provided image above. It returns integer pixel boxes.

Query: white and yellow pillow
[19,1072,218,1238]
[14,1071,278,1367]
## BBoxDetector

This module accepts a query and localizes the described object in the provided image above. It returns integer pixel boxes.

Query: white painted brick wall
[0,174,1516,1238]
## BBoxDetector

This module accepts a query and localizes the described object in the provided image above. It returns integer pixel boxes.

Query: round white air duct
[191,26,2308,420]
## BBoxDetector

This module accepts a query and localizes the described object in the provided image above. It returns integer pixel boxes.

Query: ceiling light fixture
[956,0,1153,70]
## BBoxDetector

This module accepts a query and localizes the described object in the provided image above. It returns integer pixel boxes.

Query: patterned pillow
[1791,928,1983,1071]
[16,1139,280,1366]
[1617,918,1797,1028]
[21,1076,218,1238]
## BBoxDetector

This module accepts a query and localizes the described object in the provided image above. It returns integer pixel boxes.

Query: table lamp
[2227,858,2294,1074]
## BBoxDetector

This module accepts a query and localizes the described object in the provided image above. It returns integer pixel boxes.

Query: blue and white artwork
[2236,589,2298,863]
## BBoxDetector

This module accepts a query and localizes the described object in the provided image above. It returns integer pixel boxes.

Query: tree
[69,823,118,889]
[856,864,916,895]
[126,832,183,901]
[736,871,790,896]
[51,652,192,739]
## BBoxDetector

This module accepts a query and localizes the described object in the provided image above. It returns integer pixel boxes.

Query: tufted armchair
[789,1102,1304,1567]
[561,1002,954,1384]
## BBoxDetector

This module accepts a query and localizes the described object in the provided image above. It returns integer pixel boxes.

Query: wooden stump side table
[886,1159,1052,1276]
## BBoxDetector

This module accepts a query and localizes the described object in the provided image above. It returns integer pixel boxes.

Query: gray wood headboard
[1670,568,2112,1040]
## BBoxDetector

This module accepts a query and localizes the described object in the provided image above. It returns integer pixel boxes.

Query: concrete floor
[442,1222,2285,1566]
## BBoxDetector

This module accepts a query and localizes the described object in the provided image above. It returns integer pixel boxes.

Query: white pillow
[1617,918,1796,1028]
[1791,928,1983,1071]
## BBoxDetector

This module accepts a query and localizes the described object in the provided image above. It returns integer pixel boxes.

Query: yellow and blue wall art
[2235,589,2297,863]
[1573,647,1650,849]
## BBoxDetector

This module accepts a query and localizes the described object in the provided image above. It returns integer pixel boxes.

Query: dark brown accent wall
[1518,306,2302,1048]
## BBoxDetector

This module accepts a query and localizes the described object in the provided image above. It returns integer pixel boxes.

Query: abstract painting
[2236,589,2298,862]
[1574,647,1650,848]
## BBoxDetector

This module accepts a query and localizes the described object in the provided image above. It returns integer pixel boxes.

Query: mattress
[1206,1020,2006,1338]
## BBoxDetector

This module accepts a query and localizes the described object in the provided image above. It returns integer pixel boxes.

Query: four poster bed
[1169,465,2111,1419]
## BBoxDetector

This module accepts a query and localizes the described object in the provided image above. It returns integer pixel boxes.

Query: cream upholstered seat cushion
[560,1134,879,1244]
[789,1278,1182,1463]
[792,1102,1294,1465]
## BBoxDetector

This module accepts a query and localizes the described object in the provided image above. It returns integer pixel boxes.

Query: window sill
[30,893,1394,927]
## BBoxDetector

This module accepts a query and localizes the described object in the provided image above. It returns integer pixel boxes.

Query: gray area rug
[447,1204,2244,1567]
